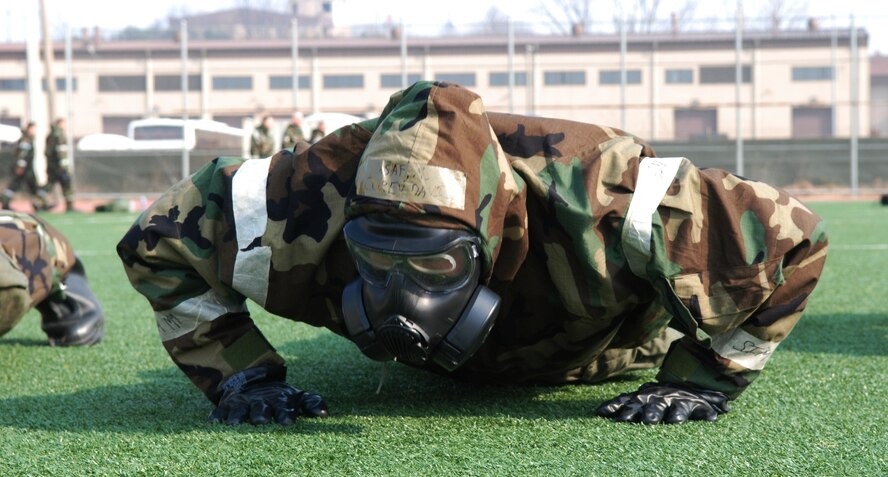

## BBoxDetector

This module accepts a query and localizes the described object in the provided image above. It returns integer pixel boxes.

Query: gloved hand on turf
[596,382,731,424]
[209,364,329,425]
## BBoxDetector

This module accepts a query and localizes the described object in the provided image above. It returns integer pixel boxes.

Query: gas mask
[341,215,501,371]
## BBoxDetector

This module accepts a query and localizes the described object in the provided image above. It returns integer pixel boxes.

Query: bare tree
[665,0,699,33]
[480,6,511,35]
[475,6,534,36]
[620,0,661,33]
[536,0,593,36]
[538,0,699,35]
[760,0,809,31]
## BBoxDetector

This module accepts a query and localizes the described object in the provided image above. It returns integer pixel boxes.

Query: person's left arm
[600,168,829,424]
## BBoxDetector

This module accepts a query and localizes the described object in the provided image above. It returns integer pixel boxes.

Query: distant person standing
[44,118,74,212]
[1,122,52,211]
[250,115,275,159]
[281,111,306,151]
[308,120,327,144]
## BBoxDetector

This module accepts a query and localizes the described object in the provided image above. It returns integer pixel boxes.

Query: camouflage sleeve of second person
[643,161,829,399]
[117,121,376,404]
[0,211,76,304]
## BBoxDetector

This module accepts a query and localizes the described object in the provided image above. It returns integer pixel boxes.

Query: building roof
[0,27,870,60]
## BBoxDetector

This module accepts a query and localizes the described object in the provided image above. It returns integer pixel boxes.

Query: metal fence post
[850,14,859,196]
[508,17,515,114]
[619,10,627,131]
[65,24,74,189]
[291,17,299,111]
[400,19,408,89]
[180,19,189,181]
[735,2,744,177]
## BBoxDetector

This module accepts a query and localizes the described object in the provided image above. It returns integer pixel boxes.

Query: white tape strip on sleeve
[231,156,272,306]
[155,288,247,341]
[710,327,780,371]
[622,157,684,277]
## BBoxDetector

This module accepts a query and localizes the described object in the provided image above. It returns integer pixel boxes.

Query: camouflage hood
[346,81,527,281]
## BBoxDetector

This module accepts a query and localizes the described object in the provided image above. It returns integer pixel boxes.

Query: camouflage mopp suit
[117,82,828,415]
[1,211,104,346]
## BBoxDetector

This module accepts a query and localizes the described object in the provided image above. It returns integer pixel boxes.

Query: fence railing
[4,138,885,199]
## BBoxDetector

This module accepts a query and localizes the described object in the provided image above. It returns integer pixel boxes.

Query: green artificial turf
[0,202,886,476]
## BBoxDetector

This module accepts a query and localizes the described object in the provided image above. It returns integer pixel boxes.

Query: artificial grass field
[0,201,885,476]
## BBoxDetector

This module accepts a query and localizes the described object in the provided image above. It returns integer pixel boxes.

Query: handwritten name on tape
[357,158,467,210]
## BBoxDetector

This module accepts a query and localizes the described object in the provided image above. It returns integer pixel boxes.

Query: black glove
[596,382,731,424]
[209,365,329,425]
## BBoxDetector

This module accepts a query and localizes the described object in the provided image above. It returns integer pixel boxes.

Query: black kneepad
[37,261,105,346]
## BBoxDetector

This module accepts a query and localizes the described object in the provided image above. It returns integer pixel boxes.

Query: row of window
[0,78,78,91]
[0,66,835,93]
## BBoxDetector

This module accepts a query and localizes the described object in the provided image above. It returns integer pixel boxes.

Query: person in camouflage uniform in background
[249,115,275,159]
[44,118,75,212]
[1,211,104,346]
[117,81,828,425]
[281,111,306,152]
[2,122,52,211]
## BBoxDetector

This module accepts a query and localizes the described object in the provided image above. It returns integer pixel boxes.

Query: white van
[0,123,22,144]
[127,118,247,154]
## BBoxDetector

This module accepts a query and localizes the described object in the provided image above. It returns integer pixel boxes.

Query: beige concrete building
[0,23,871,142]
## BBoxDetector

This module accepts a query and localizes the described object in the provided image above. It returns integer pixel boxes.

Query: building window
[599,70,641,85]
[212,76,252,90]
[154,74,201,91]
[99,75,146,92]
[434,73,477,87]
[322,1,332,13]
[792,107,833,138]
[269,75,312,89]
[665,69,693,84]
[41,77,78,91]
[792,66,833,81]
[380,73,423,88]
[489,72,528,87]
[674,108,719,141]
[323,74,364,89]
[0,78,26,91]
[699,65,752,84]
[544,71,586,86]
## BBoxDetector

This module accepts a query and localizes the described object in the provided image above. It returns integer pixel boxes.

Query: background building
[0,11,874,142]
[1,5,885,197]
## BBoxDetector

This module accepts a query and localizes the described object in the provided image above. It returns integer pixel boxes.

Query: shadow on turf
[0,332,644,433]
[1,311,883,433]
[0,337,49,347]
[778,313,887,357]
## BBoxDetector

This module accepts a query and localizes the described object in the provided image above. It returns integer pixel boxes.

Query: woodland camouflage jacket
[118,81,828,404]
[0,212,75,308]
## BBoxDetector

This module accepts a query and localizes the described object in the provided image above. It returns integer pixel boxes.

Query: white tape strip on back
[622,157,684,276]
[231,156,272,306]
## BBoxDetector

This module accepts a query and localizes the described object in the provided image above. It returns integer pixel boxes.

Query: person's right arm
[117,156,288,405]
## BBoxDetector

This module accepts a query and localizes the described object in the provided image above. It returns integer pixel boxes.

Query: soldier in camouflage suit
[2,122,52,211]
[1,211,104,346]
[281,112,306,151]
[249,115,275,159]
[44,118,75,212]
[117,82,827,425]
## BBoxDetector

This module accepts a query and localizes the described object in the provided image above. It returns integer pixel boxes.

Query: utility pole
[39,0,57,122]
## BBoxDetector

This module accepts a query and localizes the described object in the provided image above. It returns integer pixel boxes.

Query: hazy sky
[4,1,888,53]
